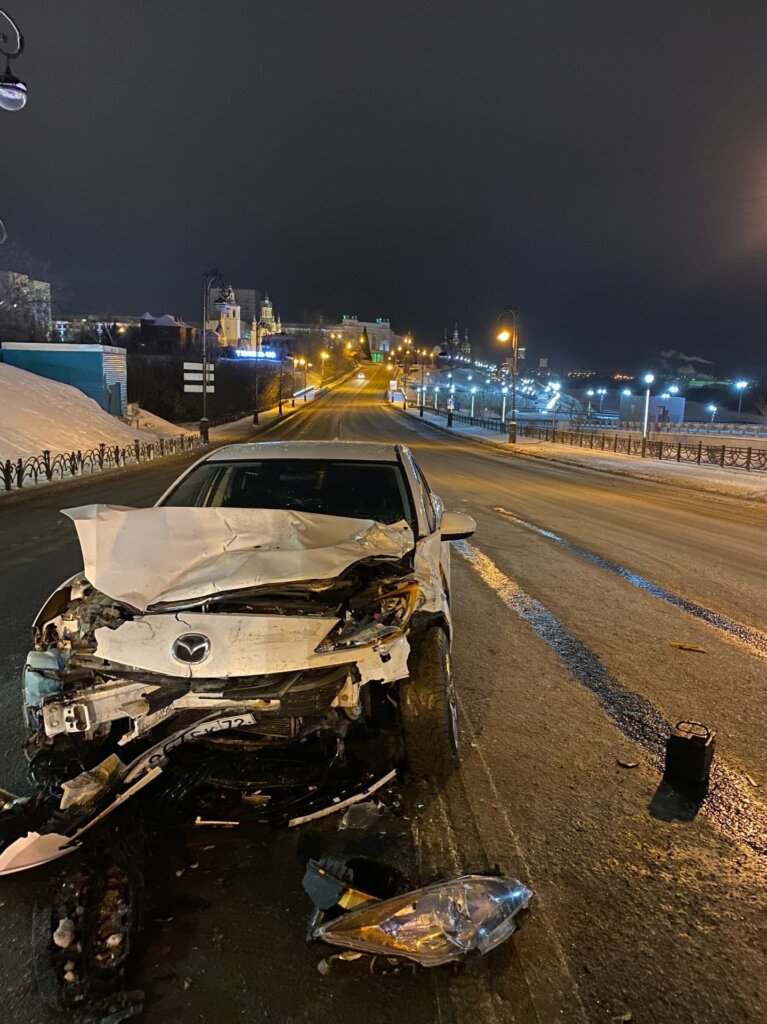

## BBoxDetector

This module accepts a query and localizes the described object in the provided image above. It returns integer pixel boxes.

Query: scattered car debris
[311,872,533,966]
[668,641,707,653]
[664,721,716,799]
[338,801,383,829]
[745,774,758,788]
[193,817,239,828]
[616,759,639,769]
[288,769,396,827]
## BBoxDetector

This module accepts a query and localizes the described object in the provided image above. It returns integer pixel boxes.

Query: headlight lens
[313,875,532,966]
[315,582,419,653]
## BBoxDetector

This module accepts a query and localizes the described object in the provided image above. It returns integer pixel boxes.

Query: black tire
[400,626,459,784]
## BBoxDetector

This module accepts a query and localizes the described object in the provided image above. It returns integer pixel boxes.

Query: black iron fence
[519,425,767,473]
[1,434,205,492]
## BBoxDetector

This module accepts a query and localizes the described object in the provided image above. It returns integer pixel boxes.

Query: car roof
[205,441,402,463]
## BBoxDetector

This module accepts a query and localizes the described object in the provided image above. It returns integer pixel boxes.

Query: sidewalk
[397,402,767,502]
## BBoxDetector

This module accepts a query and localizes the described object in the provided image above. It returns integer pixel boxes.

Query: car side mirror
[440,511,476,541]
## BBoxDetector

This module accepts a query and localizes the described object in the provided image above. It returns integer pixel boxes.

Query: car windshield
[160,458,414,525]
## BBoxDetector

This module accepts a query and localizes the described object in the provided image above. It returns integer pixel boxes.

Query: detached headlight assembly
[313,875,532,966]
[315,582,419,653]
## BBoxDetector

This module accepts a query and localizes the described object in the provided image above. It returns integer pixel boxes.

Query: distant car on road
[357,371,366,380]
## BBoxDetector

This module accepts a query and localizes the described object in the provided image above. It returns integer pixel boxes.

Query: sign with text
[184,361,215,394]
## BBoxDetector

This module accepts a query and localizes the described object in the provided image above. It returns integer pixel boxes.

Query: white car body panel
[63,505,414,612]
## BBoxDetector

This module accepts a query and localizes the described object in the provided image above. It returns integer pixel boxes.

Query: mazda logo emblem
[172,633,211,665]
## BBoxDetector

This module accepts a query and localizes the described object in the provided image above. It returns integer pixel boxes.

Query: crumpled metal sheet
[63,505,415,611]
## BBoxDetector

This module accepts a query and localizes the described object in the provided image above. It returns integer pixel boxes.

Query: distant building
[446,323,471,360]
[53,314,141,344]
[328,315,401,361]
[139,312,196,352]
[253,293,282,352]
[0,271,52,341]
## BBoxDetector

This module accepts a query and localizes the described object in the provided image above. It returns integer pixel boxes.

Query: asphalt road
[1,367,766,1024]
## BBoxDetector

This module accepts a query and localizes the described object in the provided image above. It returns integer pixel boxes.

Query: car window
[161,459,414,526]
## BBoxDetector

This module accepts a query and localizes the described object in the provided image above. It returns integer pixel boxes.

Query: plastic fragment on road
[0,830,77,875]
[302,858,378,912]
[314,874,533,966]
[59,753,126,810]
[616,759,639,769]
[0,766,162,877]
[288,769,396,827]
[194,817,239,828]
[669,641,707,653]
[338,801,383,829]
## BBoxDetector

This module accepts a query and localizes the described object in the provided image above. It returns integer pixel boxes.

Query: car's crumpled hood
[63,505,415,612]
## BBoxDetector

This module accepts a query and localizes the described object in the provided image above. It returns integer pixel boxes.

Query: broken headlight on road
[314,874,533,966]
[315,582,419,653]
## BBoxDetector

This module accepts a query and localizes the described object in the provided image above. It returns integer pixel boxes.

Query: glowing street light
[0,9,27,112]
[596,386,607,412]
[708,403,718,422]
[669,384,679,395]
[735,380,748,422]
[496,306,520,442]
[642,373,655,439]
[320,350,329,386]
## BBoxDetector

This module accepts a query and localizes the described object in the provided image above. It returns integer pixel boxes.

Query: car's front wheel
[400,626,459,785]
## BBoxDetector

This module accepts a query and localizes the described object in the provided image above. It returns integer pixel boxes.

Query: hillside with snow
[0,362,188,462]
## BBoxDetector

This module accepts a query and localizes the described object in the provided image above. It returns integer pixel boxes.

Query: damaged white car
[18,442,475,830]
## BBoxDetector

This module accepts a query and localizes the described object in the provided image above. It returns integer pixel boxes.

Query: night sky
[6,1,767,371]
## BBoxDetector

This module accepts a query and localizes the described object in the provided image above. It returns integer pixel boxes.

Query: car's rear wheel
[400,626,459,785]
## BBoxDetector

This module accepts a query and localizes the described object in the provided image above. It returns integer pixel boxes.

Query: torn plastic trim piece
[288,769,397,827]
[314,874,533,966]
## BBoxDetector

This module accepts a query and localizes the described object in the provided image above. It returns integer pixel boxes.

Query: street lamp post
[501,386,508,424]
[642,373,655,439]
[201,269,228,440]
[277,337,287,415]
[253,350,260,425]
[708,404,718,423]
[419,349,426,417]
[735,380,748,422]
[0,9,27,111]
[320,350,329,387]
[586,389,594,417]
[496,306,520,442]
[597,387,607,412]
[434,386,440,410]
[470,386,477,419]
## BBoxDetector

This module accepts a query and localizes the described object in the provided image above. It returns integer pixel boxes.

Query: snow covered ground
[399,403,767,501]
[0,362,188,463]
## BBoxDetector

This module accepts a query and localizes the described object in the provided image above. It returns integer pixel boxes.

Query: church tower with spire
[460,327,471,358]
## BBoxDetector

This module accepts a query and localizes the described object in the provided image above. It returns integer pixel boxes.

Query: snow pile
[123,406,187,437]
[0,362,185,462]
